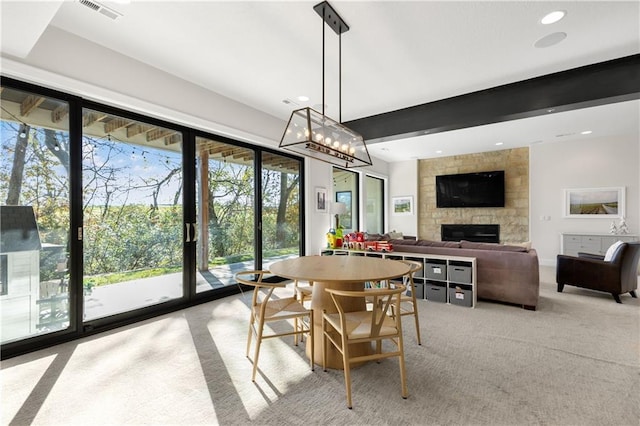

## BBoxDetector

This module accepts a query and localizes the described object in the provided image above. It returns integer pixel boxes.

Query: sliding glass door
[195,137,255,293]
[82,108,184,321]
[1,78,305,357]
[1,86,71,343]
[261,151,301,268]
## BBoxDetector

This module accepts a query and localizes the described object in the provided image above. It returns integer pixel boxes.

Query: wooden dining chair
[294,280,313,306]
[235,270,314,382]
[322,284,408,409]
[396,259,424,345]
[293,280,313,343]
[364,260,423,345]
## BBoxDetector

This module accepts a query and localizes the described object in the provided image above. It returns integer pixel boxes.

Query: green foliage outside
[2,121,301,288]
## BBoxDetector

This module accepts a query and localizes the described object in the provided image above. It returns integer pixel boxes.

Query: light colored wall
[417,148,529,243]
[306,160,333,256]
[530,134,639,265]
[3,27,285,148]
[388,160,418,237]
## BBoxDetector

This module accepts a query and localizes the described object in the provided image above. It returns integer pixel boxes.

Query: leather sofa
[374,236,540,310]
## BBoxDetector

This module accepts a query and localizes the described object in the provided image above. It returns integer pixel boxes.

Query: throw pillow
[388,231,403,239]
[511,241,532,251]
[603,240,625,262]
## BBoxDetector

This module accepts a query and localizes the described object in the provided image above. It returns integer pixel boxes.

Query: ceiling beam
[51,104,68,123]
[20,95,45,117]
[126,123,152,138]
[345,54,640,144]
[104,118,132,134]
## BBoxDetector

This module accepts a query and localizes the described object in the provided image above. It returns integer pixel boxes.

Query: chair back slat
[326,285,406,338]
[322,282,408,408]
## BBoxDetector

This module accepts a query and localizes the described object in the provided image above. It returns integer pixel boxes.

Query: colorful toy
[364,240,393,252]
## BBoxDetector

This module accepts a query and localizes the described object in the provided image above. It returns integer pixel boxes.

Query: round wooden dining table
[269,255,411,369]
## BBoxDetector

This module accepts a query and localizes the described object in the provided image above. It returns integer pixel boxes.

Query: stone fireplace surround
[418,148,529,244]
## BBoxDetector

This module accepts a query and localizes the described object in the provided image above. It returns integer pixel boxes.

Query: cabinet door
[580,236,601,254]
[563,235,581,256]
[601,236,618,254]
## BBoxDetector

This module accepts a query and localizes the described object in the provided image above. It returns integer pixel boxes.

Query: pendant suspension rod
[322,6,325,116]
[339,30,342,124]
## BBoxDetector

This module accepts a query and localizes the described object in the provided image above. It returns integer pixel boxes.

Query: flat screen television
[436,170,505,208]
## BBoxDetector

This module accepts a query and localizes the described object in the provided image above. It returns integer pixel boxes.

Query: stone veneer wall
[418,148,529,243]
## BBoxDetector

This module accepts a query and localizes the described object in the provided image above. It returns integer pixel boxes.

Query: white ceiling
[2,0,639,162]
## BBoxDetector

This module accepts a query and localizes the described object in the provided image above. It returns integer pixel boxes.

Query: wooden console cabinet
[560,233,639,257]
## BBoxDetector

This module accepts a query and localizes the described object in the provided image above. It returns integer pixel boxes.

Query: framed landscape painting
[392,196,413,215]
[563,187,625,218]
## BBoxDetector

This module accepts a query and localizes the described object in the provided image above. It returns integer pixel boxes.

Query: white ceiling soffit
[0,1,65,58]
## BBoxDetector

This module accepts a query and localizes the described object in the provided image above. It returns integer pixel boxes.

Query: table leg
[306,281,372,369]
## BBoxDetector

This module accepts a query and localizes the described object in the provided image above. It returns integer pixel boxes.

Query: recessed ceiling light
[534,32,567,48]
[541,10,566,25]
[297,95,309,102]
[581,130,593,135]
[436,150,443,154]
[495,142,504,146]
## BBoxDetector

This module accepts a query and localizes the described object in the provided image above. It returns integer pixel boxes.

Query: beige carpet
[2,266,639,426]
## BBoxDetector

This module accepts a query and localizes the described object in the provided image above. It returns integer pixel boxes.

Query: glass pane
[195,138,255,292]
[261,152,300,269]
[332,167,358,232]
[365,175,384,234]
[1,87,71,343]
[82,109,183,320]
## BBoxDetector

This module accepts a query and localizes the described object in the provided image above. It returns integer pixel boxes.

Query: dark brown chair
[556,242,640,303]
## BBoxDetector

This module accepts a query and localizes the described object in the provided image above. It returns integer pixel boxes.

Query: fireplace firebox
[441,224,500,243]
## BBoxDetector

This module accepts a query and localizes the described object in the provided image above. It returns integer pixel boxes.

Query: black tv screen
[436,171,505,208]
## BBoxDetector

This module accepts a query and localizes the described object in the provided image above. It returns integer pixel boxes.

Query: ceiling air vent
[78,0,123,20]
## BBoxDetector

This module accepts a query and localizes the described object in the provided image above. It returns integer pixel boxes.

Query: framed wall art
[392,196,413,216]
[315,187,328,212]
[563,187,625,218]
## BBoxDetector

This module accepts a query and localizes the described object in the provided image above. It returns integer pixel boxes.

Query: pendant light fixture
[279,1,372,168]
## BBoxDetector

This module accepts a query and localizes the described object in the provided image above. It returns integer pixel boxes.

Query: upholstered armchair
[556,242,640,303]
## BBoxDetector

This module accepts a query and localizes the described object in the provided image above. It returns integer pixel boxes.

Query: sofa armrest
[577,252,605,260]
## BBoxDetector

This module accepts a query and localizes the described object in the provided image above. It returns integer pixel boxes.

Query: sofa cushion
[460,240,528,252]
[391,238,418,246]
[604,240,625,262]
